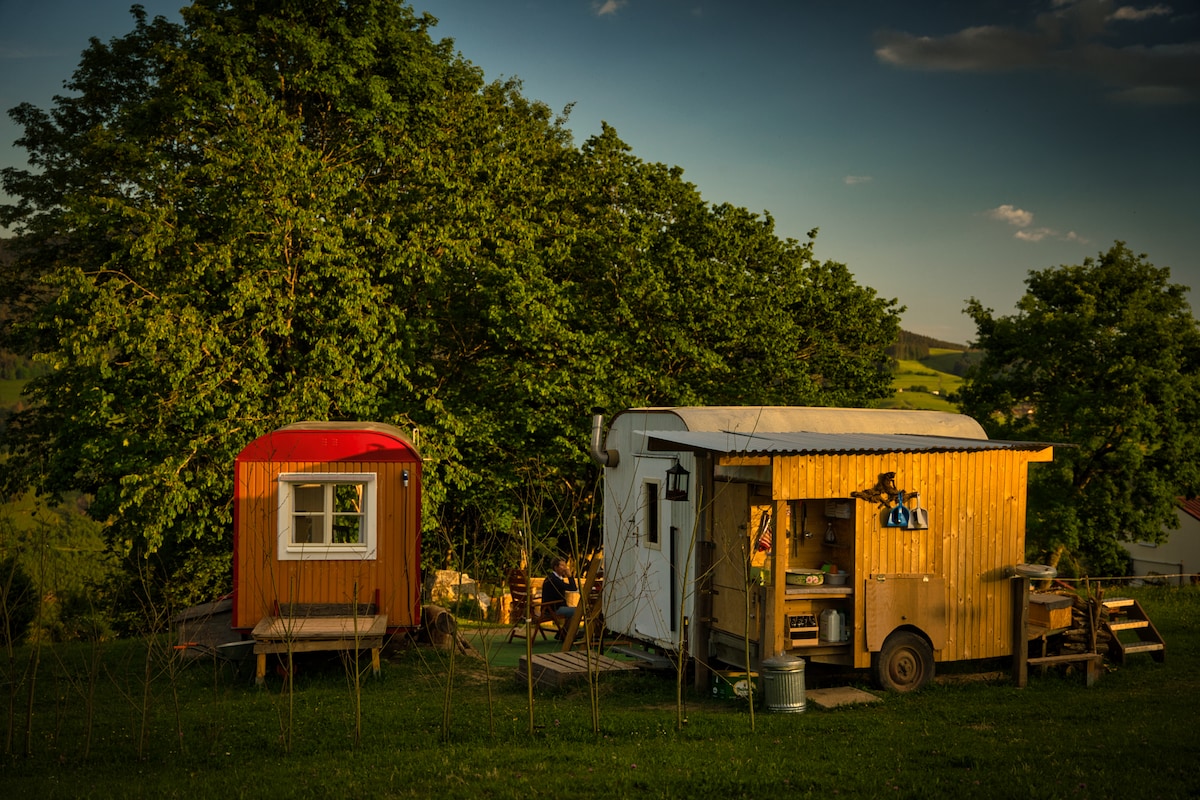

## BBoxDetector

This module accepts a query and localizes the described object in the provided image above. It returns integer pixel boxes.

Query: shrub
[1,554,38,645]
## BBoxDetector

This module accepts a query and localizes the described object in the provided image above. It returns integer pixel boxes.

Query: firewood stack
[1055,593,1112,656]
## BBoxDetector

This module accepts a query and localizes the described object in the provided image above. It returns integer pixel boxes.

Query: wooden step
[1107,620,1149,631]
[606,645,674,670]
[1101,598,1165,664]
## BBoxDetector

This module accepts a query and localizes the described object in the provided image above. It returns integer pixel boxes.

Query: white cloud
[986,204,1089,244]
[844,175,872,185]
[874,2,1200,103]
[1109,4,1172,22]
[593,0,627,16]
[1015,227,1053,242]
[987,204,1035,228]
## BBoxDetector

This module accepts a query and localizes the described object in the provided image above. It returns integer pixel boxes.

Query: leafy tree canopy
[960,242,1200,576]
[1,0,900,602]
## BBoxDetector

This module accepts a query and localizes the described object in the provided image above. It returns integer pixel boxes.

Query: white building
[1122,499,1200,586]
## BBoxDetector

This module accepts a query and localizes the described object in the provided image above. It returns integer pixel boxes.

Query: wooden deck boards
[251,614,388,684]
[516,650,638,689]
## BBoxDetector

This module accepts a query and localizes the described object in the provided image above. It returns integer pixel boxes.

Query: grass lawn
[876,348,972,412]
[0,378,28,406]
[2,585,1198,799]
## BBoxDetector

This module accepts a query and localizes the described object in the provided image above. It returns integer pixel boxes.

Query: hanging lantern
[665,461,690,501]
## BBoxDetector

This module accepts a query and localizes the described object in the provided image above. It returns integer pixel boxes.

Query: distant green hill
[876,338,981,412]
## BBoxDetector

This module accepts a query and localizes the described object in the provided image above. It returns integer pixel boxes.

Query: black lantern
[665,461,690,501]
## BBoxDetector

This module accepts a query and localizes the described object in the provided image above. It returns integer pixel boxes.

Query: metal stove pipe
[589,408,619,468]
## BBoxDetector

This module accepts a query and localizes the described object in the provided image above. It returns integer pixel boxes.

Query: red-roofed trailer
[231,422,422,636]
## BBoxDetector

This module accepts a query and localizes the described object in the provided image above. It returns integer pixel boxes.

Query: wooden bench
[1026,652,1104,687]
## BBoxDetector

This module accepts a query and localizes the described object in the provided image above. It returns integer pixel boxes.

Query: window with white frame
[278,473,377,561]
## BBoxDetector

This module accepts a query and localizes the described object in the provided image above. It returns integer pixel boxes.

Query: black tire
[874,630,934,693]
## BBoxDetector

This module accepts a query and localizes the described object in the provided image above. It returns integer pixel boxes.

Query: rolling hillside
[876,344,981,413]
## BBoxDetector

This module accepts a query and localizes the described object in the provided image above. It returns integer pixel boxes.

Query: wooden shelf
[784,586,853,597]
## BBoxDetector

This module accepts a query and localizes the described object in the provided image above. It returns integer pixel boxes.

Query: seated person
[541,557,579,634]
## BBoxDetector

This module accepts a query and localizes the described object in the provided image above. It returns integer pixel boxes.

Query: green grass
[876,347,976,412]
[878,360,961,412]
[923,347,980,375]
[2,585,1198,798]
[0,378,28,405]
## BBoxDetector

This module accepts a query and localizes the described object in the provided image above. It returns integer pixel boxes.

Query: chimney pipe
[589,409,619,468]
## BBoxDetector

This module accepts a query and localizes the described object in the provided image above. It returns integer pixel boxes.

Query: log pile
[1053,592,1112,656]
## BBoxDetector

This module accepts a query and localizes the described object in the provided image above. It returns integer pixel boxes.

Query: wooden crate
[789,613,819,647]
[1029,593,1072,629]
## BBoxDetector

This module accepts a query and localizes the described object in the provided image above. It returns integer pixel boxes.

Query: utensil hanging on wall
[885,490,911,528]
[824,522,837,545]
[907,492,930,530]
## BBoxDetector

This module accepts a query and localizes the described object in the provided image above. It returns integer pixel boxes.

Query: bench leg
[256,653,267,686]
[371,647,381,677]
[1085,656,1102,687]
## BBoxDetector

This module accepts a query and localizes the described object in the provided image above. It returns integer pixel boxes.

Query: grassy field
[877,349,969,412]
[0,378,27,406]
[1,584,1197,799]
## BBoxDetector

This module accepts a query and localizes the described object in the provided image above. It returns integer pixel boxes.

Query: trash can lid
[1014,563,1057,579]
[762,653,805,672]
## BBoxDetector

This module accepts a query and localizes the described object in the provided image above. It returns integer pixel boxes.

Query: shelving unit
[782,496,857,657]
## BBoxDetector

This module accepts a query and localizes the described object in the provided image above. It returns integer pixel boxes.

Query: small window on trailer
[277,473,377,561]
[643,480,661,550]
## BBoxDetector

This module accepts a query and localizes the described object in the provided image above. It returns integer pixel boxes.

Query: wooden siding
[771,448,1048,668]
[234,459,420,631]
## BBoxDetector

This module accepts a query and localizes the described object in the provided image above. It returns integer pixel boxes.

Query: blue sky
[2,1,1197,343]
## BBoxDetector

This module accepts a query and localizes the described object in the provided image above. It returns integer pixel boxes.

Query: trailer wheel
[874,631,934,693]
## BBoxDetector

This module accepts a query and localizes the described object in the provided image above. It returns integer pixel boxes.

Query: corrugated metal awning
[641,429,1054,457]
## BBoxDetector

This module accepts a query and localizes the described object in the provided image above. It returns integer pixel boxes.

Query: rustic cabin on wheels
[590,407,1054,692]
[231,422,422,682]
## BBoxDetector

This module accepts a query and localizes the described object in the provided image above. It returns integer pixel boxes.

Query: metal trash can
[761,653,806,713]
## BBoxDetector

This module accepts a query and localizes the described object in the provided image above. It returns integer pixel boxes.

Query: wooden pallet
[606,644,673,670]
[516,650,638,689]
[1102,598,1165,664]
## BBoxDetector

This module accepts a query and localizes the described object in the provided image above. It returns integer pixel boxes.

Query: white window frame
[277,472,378,561]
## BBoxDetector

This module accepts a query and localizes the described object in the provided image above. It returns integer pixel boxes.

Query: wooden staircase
[1102,598,1165,664]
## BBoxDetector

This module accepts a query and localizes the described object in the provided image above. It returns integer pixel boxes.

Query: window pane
[293,514,323,544]
[294,484,324,513]
[331,515,362,544]
[645,483,660,545]
[333,483,363,513]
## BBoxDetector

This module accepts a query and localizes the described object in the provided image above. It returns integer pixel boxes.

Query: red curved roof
[236,421,419,463]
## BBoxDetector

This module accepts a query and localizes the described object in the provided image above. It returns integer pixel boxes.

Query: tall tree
[1,1,900,603]
[959,242,1200,575]
[564,124,900,411]
[0,0,551,601]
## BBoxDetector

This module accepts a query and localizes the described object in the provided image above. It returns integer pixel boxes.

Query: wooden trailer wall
[749,446,1052,668]
[231,425,422,633]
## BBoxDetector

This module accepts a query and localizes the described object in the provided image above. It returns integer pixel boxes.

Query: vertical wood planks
[772,448,1045,667]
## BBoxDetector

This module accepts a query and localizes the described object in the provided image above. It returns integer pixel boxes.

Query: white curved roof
[626,406,988,439]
